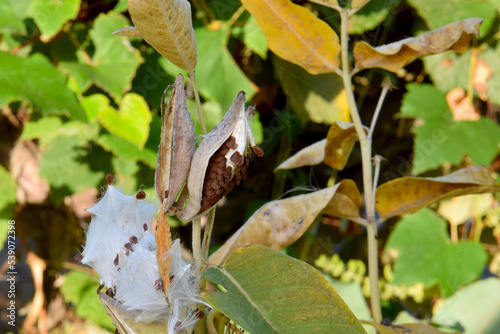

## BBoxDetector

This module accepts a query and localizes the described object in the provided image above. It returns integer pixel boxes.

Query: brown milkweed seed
[143,223,148,231]
[73,253,83,263]
[113,254,119,266]
[129,236,138,244]
[135,191,146,200]
[124,242,134,252]
[106,173,114,185]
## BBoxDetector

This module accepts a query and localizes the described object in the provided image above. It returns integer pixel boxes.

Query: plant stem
[188,69,208,135]
[340,8,382,324]
[202,207,216,263]
[192,217,203,271]
[369,84,390,139]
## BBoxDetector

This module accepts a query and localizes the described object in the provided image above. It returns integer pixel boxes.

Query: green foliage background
[0,0,499,332]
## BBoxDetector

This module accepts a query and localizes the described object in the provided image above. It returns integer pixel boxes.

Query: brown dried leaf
[375,165,500,220]
[127,0,197,71]
[209,183,347,265]
[275,139,326,171]
[361,321,459,334]
[353,18,482,72]
[100,293,166,334]
[324,121,368,170]
[322,179,361,219]
[176,92,247,221]
[155,74,196,211]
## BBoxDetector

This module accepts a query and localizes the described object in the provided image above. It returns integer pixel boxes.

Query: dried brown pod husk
[175,91,263,221]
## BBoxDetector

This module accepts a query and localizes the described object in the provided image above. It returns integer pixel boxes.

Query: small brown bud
[106,173,114,185]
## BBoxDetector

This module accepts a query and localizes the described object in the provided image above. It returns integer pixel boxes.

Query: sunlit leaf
[324,122,368,170]
[408,0,496,37]
[376,165,500,220]
[127,0,197,71]
[210,182,354,265]
[98,133,157,169]
[274,56,349,124]
[433,278,500,334]
[275,139,327,171]
[30,0,80,40]
[242,0,341,74]
[0,52,86,121]
[0,0,31,34]
[202,245,367,334]
[385,209,487,297]
[60,13,144,100]
[353,18,482,72]
[98,93,152,149]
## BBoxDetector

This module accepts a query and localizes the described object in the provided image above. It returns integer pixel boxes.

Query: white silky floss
[80,185,203,333]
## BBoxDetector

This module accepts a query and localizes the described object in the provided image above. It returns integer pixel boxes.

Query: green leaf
[274,56,349,124]
[407,0,497,37]
[0,52,86,121]
[348,0,399,35]
[401,83,500,174]
[324,277,373,323]
[384,208,487,297]
[80,94,112,123]
[0,166,16,212]
[98,93,152,149]
[0,0,32,34]
[60,12,143,100]
[239,13,268,59]
[29,0,80,40]
[40,135,104,199]
[195,26,257,111]
[21,118,99,145]
[97,133,157,169]
[433,278,500,334]
[202,245,367,334]
[61,270,114,331]
[478,38,500,105]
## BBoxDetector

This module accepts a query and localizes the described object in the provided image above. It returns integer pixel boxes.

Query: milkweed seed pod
[175,91,264,221]
[80,183,204,332]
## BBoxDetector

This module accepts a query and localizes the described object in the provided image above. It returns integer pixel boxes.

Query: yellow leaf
[361,320,460,334]
[209,182,352,265]
[353,18,482,72]
[242,0,341,74]
[275,139,326,170]
[324,121,368,170]
[127,0,197,71]
[375,165,500,220]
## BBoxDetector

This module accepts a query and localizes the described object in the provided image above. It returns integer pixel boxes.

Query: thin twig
[368,81,391,139]
[188,69,208,135]
[225,6,246,42]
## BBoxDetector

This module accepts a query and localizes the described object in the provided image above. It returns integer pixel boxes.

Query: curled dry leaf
[375,165,500,221]
[242,0,341,74]
[322,179,361,219]
[324,121,368,170]
[275,139,327,171]
[127,0,197,71]
[175,92,263,221]
[155,74,196,212]
[209,182,350,265]
[353,18,482,72]
[100,293,166,334]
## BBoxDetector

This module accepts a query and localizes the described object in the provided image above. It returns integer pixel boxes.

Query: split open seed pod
[175,91,264,221]
[155,74,197,213]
